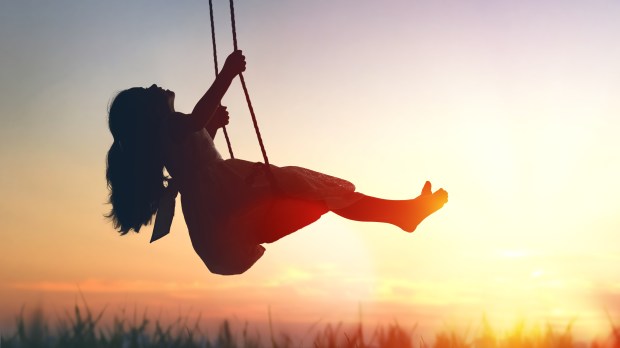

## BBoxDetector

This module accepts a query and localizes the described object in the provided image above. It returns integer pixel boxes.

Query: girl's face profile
[147,84,175,113]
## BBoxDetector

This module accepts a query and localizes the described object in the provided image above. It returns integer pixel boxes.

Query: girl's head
[108,85,174,142]
[105,85,175,234]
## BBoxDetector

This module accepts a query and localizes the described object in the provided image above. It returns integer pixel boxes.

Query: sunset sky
[1,0,619,340]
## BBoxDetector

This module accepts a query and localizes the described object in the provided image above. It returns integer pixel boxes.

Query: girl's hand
[221,50,246,78]
[209,106,230,129]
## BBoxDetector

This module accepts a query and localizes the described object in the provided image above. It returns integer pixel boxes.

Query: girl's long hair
[106,87,168,234]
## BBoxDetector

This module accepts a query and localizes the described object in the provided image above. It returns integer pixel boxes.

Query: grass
[1,304,619,348]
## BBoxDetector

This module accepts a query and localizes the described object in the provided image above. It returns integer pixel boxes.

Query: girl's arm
[170,51,245,139]
[190,50,245,130]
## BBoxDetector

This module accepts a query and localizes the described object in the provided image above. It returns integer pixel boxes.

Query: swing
[150,0,325,243]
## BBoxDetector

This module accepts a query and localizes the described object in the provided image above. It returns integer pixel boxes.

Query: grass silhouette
[1,303,619,347]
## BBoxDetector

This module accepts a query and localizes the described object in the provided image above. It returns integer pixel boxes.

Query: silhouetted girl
[106,51,448,275]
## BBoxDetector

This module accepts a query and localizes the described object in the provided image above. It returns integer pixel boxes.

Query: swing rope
[208,0,235,159]
[208,0,277,188]
[227,0,272,170]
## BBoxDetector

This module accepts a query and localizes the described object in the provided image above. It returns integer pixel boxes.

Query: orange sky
[1,0,620,340]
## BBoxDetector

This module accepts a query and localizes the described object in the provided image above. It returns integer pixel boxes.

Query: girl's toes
[433,189,448,203]
[421,181,432,195]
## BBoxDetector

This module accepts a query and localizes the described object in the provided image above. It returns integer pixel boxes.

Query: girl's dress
[161,114,362,275]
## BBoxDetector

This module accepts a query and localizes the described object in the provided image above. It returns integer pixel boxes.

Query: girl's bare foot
[401,181,448,233]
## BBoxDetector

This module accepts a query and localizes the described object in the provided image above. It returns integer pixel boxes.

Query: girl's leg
[253,181,447,243]
[332,181,448,232]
